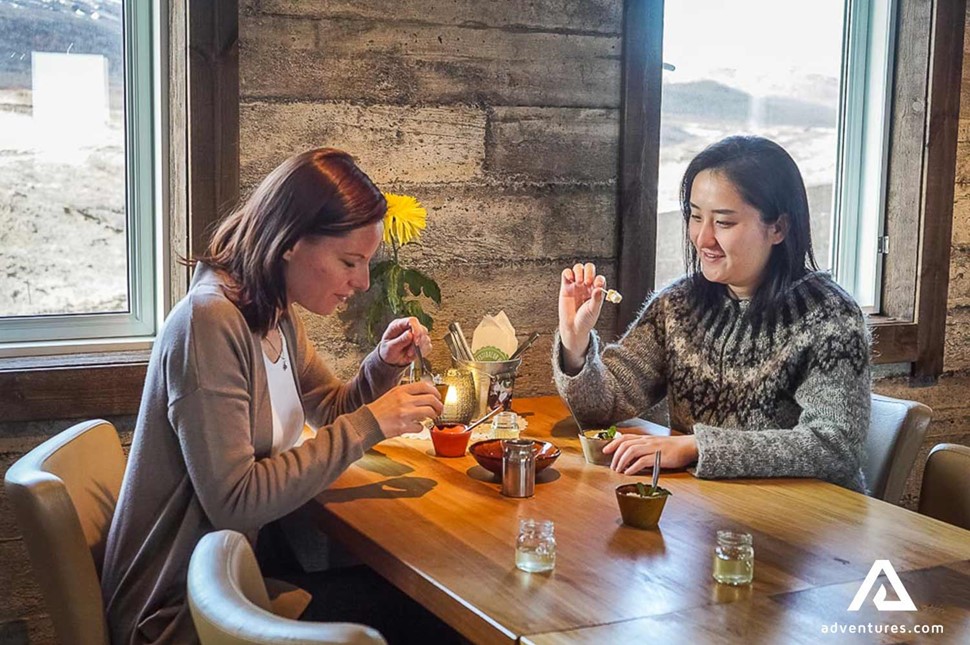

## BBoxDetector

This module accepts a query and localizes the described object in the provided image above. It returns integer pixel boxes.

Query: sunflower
[382,193,427,247]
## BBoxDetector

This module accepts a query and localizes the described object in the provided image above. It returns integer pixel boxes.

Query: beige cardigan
[101,265,401,644]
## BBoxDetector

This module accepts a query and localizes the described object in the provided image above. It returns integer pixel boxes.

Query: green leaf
[369,260,395,283]
[402,268,441,304]
[636,482,648,498]
[402,299,434,330]
[365,298,386,345]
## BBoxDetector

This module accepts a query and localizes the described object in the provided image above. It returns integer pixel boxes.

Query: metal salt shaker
[501,439,535,498]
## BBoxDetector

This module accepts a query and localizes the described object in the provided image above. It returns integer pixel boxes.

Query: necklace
[263,328,288,371]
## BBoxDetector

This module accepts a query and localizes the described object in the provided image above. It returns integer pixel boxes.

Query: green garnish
[629,482,670,498]
[594,425,618,440]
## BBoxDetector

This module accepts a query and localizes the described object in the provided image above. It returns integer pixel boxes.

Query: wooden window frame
[0,0,239,423]
[617,0,967,381]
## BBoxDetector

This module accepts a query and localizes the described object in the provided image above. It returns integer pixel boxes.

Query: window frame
[0,1,157,349]
[0,0,239,423]
[617,0,966,381]
[832,0,897,310]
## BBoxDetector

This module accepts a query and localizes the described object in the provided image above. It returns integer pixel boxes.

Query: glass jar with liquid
[490,411,520,439]
[515,519,556,573]
[712,530,754,585]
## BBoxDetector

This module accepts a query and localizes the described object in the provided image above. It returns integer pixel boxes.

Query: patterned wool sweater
[553,272,870,492]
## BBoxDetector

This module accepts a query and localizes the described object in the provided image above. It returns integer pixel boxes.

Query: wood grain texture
[255,0,623,34]
[871,321,919,364]
[307,396,970,643]
[522,562,970,644]
[0,363,146,423]
[882,0,931,321]
[485,107,620,182]
[189,0,240,253]
[913,0,968,380]
[617,0,663,332]
[239,101,486,189]
[239,14,621,107]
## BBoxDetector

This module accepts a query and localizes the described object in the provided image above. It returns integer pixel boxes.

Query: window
[654,0,895,311]
[0,0,157,351]
[619,0,963,377]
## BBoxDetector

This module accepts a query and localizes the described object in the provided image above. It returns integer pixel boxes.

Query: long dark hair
[680,135,818,314]
[195,148,386,334]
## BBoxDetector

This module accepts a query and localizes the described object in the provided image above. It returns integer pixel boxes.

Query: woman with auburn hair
[101,148,449,643]
[554,136,870,492]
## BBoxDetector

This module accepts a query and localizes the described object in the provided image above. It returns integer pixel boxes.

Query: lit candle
[443,384,458,413]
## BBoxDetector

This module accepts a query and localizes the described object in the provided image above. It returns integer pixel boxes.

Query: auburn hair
[194,148,386,334]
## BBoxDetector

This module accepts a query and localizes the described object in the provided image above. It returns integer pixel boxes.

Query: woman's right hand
[559,262,607,368]
[366,382,443,438]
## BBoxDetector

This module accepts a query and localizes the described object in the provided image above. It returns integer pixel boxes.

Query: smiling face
[687,169,786,299]
[282,221,383,315]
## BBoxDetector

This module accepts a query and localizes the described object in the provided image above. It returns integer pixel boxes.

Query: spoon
[413,343,434,383]
[650,450,662,494]
[561,396,585,434]
[508,331,540,361]
[464,405,504,433]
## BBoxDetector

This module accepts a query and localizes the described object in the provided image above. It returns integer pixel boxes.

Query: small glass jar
[491,411,520,439]
[712,530,754,585]
[515,519,556,573]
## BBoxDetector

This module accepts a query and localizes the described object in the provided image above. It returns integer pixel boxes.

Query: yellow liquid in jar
[516,546,555,572]
[713,553,753,585]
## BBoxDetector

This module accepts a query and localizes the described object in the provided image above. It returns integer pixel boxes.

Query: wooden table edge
[316,503,521,645]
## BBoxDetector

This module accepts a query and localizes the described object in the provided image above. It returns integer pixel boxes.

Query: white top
[262,327,305,456]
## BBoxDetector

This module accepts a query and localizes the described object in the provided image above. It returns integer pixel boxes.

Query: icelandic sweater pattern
[553,272,871,492]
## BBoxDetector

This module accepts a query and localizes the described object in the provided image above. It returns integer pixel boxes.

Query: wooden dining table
[306,396,970,644]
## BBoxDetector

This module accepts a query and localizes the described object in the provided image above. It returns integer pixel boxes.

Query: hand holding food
[558,262,608,368]
[367,381,444,438]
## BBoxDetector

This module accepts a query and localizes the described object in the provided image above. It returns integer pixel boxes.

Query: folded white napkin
[471,311,517,360]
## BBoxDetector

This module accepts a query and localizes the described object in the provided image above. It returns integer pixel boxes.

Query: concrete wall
[0,1,968,641]
[237,0,624,387]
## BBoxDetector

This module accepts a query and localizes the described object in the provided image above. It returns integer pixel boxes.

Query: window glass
[0,0,128,317]
[656,0,845,291]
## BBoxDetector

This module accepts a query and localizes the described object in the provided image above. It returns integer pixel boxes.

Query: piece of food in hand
[605,289,623,304]
[593,425,618,440]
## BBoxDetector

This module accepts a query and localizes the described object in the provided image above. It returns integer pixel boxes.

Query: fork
[413,343,435,383]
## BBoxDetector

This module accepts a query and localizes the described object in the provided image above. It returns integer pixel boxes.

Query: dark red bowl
[468,439,561,476]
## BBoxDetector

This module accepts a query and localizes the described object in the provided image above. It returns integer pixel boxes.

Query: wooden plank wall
[237,0,623,393]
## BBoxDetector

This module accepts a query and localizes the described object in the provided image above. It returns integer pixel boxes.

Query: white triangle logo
[847,560,917,612]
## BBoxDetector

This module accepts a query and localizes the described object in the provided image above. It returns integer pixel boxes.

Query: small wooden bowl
[615,483,671,530]
[468,439,561,476]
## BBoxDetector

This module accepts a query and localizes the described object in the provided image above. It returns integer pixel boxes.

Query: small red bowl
[468,439,561,476]
[430,424,471,458]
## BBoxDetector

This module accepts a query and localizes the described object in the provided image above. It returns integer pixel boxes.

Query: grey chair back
[864,393,932,503]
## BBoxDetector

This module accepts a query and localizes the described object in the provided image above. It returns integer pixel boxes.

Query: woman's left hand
[379,317,432,367]
[603,434,699,474]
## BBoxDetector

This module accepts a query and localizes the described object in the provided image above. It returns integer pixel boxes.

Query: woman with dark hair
[554,136,870,491]
[101,148,446,643]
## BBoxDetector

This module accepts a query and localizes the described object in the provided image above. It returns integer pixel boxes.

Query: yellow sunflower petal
[383,192,428,246]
